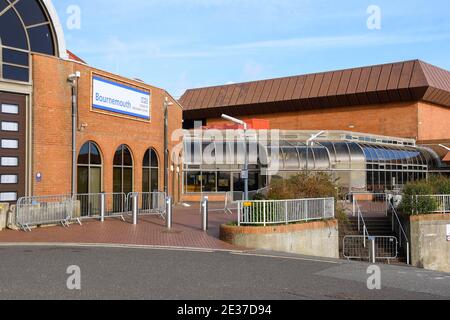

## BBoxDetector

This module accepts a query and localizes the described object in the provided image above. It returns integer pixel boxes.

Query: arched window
[143,149,159,193]
[113,145,133,194]
[0,0,62,82]
[77,141,102,194]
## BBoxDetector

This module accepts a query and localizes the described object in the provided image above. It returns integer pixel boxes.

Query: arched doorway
[113,145,133,195]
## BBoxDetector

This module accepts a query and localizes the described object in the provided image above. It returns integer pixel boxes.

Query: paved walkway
[0,203,242,251]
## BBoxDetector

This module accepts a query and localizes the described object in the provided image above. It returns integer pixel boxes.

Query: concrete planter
[220,220,339,259]
[0,203,8,231]
[410,214,450,273]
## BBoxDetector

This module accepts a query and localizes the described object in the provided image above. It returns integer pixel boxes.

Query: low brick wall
[410,214,450,273]
[220,220,339,259]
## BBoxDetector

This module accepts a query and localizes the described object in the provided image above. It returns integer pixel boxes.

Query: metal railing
[343,236,398,261]
[74,193,127,223]
[389,202,410,265]
[224,188,269,214]
[236,197,335,226]
[126,192,166,219]
[415,195,450,214]
[16,195,74,231]
[354,201,370,248]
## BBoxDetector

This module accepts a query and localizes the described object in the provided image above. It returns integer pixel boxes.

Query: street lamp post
[306,131,326,175]
[222,114,249,201]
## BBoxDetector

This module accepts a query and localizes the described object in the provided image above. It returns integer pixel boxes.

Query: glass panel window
[185,172,201,193]
[0,9,28,49]
[142,149,159,193]
[248,172,260,191]
[202,172,217,193]
[1,121,18,131]
[233,173,244,192]
[113,145,133,194]
[0,192,17,202]
[77,142,103,194]
[3,65,29,82]
[1,157,18,166]
[151,168,158,192]
[1,104,19,114]
[14,0,48,26]
[2,48,29,66]
[218,172,231,192]
[77,166,89,194]
[1,175,18,184]
[28,24,55,55]
[1,139,18,149]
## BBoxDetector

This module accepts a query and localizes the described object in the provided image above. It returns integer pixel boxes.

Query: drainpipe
[164,96,174,196]
[68,72,81,196]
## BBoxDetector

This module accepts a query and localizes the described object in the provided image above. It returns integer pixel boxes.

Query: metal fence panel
[16,195,74,231]
[236,198,335,226]
[74,193,127,221]
[343,236,398,261]
[126,192,166,218]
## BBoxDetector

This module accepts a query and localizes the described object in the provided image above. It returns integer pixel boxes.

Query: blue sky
[54,0,450,98]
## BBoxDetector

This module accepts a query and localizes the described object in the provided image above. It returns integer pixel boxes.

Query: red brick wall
[206,102,420,139]
[417,102,450,142]
[31,54,183,197]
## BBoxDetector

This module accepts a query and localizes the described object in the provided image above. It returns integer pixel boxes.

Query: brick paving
[0,203,243,251]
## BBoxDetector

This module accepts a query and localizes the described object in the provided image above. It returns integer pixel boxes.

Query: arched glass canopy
[0,0,62,82]
[183,139,442,193]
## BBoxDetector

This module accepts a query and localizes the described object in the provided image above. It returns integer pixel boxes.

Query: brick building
[179,61,450,199]
[180,60,450,145]
[0,0,183,204]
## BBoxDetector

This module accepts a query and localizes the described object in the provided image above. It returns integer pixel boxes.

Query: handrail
[389,201,410,265]
[354,201,370,248]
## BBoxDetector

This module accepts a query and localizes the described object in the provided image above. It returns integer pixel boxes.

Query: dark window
[142,149,159,193]
[185,172,201,193]
[2,65,29,82]
[0,0,9,12]
[202,172,217,193]
[14,0,48,26]
[0,9,28,49]
[2,48,29,66]
[113,145,134,195]
[77,141,102,195]
[28,24,55,55]
[217,172,231,192]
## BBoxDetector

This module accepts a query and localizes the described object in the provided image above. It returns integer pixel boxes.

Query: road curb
[0,242,247,254]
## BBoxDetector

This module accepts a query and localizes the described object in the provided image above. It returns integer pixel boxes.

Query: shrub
[400,180,438,215]
[429,175,450,194]
[267,172,339,200]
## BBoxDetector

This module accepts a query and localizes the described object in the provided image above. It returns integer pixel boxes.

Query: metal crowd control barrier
[16,195,74,232]
[343,236,398,262]
[74,193,127,224]
[236,197,335,226]
[126,192,166,219]
[15,192,167,231]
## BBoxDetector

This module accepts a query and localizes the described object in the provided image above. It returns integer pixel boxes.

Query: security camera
[68,71,81,81]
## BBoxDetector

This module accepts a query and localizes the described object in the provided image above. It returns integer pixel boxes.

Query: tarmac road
[0,245,449,300]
